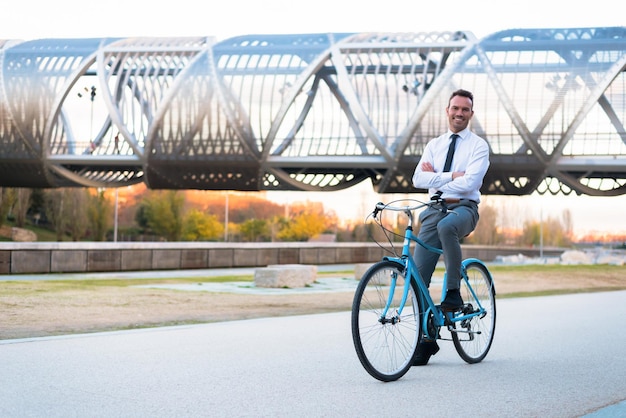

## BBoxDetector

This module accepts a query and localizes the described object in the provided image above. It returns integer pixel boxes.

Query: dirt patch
[1,265,625,340]
[0,280,357,340]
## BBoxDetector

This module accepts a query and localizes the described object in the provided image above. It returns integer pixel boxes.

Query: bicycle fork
[378,267,413,324]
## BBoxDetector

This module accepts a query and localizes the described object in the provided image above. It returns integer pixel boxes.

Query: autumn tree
[226,195,284,223]
[276,201,334,241]
[195,192,284,223]
[137,190,185,241]
[182,209,223,241]
[269,215,288,242]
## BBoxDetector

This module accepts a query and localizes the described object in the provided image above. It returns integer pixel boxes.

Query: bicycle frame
[352,200,497,380]
[378,205,488,336]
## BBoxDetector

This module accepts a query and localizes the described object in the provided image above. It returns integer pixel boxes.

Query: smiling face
[446,94,474,133]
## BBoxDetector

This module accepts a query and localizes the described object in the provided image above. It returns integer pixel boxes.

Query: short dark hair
[449,89,474,108]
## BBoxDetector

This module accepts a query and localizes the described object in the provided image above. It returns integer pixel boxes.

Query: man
[411,89,490,365]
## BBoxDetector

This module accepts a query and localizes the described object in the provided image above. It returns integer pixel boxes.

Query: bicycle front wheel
[452,261,496,363]
[351,260,423,382]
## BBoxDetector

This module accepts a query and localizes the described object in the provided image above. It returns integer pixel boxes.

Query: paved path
[1,290,625,417]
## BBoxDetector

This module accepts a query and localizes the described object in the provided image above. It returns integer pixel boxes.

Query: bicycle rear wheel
[351,260,423,382]
[452,261,496,363]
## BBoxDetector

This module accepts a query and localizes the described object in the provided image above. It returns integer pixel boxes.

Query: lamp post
[224,192,229,242]
[539,206,543,261]
[114,188,119,242]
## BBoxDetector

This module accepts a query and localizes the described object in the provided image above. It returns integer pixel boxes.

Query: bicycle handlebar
[373,201,427,214]
[373,197,461,214]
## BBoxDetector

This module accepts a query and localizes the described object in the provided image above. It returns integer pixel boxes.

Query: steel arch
[0,28,625,196]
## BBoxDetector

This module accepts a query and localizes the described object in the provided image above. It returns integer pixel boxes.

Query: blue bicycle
[351,199,497,381]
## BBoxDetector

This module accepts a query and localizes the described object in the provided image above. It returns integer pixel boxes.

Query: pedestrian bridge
[1,27,625,196]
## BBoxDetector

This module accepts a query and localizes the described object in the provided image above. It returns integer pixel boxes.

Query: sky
[2,0,625,238]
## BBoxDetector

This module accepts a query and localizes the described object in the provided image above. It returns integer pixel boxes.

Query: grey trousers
[412,201,479,290]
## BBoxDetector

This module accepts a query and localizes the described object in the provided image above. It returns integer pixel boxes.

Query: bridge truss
[1,27,625,196]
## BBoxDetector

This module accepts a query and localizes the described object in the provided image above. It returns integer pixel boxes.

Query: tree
[29,189,45,225]
[346,219,395,243]
[12,188,32,227]
[182,209,223,241]
[138,190,185,241]
[0,188,17,228]
[466,204,503,245]
[65,189,89,241]
[276,202,330,241]
[561,208,573,241]
[44,189,69,241]
[239,218,269,242]
[87,189,112,241]
[521,215,572,247]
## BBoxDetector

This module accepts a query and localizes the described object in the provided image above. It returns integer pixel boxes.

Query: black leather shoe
[440,288,464,312]
[412,340,440,366]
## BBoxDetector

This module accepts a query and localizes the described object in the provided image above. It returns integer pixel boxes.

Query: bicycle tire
[451,261,496,363]
[351,260,423,382]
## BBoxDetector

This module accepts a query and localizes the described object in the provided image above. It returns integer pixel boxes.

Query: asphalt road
[1,290,625,417]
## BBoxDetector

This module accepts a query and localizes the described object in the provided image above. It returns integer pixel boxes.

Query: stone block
[152,249,181,270]
[181,249,207,269]
[254,264,317,288]
[354,262,392,285]
[51,250,87,272]
[351,246,370,263]
[278,248,299,264]
[233,248,259,267]
[255,248,279,266]
[11,227,37,242]
[88,250,120,272]
[208,249,233,267]
[316,247,336,264]
[122,250,152,271]
[12,250,51,273]
[0,251,10,274]
[299,248,318,264]
[354,263,373,280]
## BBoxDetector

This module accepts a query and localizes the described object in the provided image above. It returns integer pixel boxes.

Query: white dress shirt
[412,128,490,202]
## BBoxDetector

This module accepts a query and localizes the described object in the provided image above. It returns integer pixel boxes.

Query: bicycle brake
[429,195,447,213]
[372,202,384,218]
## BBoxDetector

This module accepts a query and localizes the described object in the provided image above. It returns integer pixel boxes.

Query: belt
[460,199,478,205]
[441,198,478,205]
